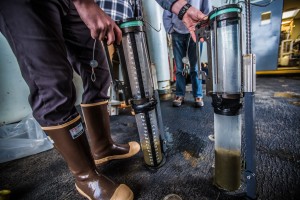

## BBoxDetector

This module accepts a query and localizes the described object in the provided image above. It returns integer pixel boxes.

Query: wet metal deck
[0,75,299,200]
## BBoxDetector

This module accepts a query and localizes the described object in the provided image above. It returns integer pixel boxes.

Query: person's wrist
[169,0,178,12]
[171,0,187,14]
[177,3,191,20]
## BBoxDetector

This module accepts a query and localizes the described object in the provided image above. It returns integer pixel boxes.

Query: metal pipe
[151,63,167,153]
[141,0,171,94]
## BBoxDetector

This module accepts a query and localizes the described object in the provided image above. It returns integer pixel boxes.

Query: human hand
[171,0,208,42]
[73,0,122,45]
[182,7,207,42]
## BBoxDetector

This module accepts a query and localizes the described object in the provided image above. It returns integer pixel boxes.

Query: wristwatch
[178,3,192,20]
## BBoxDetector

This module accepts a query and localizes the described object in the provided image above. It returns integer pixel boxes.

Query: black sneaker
[173,96,184,107]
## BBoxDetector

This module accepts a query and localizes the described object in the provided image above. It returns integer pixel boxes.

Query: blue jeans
[172,32,203,98]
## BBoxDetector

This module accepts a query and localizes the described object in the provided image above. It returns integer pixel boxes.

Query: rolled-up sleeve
[155,0,178,11]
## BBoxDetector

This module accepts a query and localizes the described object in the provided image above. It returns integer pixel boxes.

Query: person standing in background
[163,0,211,107]
[97,0,210,108]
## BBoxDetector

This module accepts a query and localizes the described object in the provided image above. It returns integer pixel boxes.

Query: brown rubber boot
[81,101,140,166]
[42,115,133,200]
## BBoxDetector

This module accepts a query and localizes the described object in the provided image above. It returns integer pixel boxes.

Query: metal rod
[101,41,114,81]
[116,43,133,104]
[196,37,202,79]
[245,0,251,54]
[244,1,257,199]
[244,92,256,199]
[213,17,218,85]
[151,63,167,153]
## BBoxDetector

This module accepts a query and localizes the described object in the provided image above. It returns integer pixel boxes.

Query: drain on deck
[162,194,182,200]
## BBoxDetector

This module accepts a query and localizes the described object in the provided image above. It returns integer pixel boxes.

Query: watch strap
[178,3,192,20]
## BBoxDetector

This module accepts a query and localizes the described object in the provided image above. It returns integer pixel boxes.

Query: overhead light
[282,9,300,19]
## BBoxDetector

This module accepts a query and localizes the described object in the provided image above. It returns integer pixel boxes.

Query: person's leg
[43,116,133,200]
[0,0,78,126]
[62,2,140,166]
[81,101,140,165]
[0,1,133,199]
[171,32,188,106]
[188,36,204,107]
[61,3,111,103]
